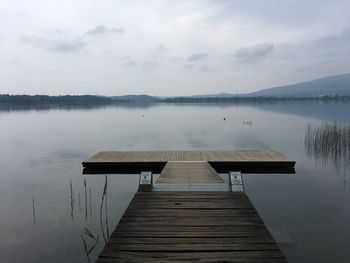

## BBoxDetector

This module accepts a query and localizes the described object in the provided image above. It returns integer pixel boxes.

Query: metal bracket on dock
[138,171,153,192]
[229,171,244,192]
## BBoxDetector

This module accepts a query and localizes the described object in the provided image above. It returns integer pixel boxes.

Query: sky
[1,0,350,96]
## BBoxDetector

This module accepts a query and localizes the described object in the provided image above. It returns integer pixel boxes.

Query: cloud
[20,24,125,53]
[235,43,274,62]
[5,0,350,95]
[85,25,125,36]
[308,29,350,52]
[206,1,342,28]
[49,39,86,52]
[2,11,26,17]
[20,35,86,52]
[184,64,195,70]
[187,52,208,62]
[125,59,138,67]
[142,60,159,71]
[199,65,212,72]
[157,44,169,51]
[117,56,139,67]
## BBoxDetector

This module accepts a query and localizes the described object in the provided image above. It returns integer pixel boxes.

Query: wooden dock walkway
[83,150,295,174]
[85,150,292,262]
[84,150,289,163]
[156,161,223,184]
[96,191,287,262]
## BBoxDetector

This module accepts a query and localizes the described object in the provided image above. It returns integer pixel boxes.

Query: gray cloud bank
[1,0,350,95]
[85,25,125,36]
[235,43,274,62]
[20,35,86,52]
[19,24,125,53]
[187,53,208,62]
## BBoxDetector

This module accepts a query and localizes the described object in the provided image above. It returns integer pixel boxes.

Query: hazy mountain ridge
[245,73,350,97]
[118,73,350,101]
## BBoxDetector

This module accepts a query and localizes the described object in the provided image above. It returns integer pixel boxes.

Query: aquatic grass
[32,194,36,226]
[99,175,109,243]
[78,192,82,213]
[305,121,350,174]
[81,227,99,263]
[84,177,88,221]
[70,180,74,221]
[81,235,90,263]
[105,176,110,238]
[89,186,92,218]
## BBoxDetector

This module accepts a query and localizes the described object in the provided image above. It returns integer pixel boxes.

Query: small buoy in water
[223,118,226,121]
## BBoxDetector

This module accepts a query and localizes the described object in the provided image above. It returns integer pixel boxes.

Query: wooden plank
[108,237,276,244]
[97,191,287,262]
[97,257,286,263]
[128,202,253,209]
[97,251,286,262]
[102,243,280,252]
[119,218,263,227]
[123,209,259,217]
[113,225,271,233]
[120,215,262,221]
[135,191,247,197]
[98,258,287,263]
[111,231,273,238]
[156,161,223,184]
[130,200,253,206]
[127,204,252,209]
[116,221,263,228]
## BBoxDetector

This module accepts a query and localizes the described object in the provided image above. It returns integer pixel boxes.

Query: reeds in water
[84,177,88,221]
[70,180,74,221]
[89,186,92,218]
[100,175,110,243]
[32,194,36,226]
[67,175,111,261]
[81,227,99,263]
[305,121,350,174]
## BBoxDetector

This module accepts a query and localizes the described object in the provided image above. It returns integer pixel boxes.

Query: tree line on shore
[1,94,350,105]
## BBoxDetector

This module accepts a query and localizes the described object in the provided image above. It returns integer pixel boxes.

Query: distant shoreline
[1,94,350,106]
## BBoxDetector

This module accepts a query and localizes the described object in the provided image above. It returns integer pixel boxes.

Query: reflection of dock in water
[83,150,294,262]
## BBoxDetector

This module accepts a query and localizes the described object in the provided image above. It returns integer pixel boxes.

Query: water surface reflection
[1,101,350,263]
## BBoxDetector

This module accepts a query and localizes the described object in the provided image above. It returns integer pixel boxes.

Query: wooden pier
[157,161,224,184]
[85,150,292,262]
[83,150,295,174]
[96,192,287,262]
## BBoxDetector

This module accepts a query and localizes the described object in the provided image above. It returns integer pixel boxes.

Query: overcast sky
[1,0,350,96]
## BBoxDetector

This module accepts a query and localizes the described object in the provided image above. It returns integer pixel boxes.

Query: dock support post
[138,171,153,192]
[229,171,244,192]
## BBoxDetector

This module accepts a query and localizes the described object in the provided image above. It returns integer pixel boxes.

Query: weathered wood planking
[96,192,287,262]
[85,150,289,162]
[157,161,224,184]
[83,150,295,174]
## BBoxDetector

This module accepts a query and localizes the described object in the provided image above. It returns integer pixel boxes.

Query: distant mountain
[245,73,350,97]
[157,73,350,99]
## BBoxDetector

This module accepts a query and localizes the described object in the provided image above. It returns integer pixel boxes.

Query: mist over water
[1,101,350,263]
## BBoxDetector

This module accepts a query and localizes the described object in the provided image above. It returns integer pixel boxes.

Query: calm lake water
[1,101,350,263]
